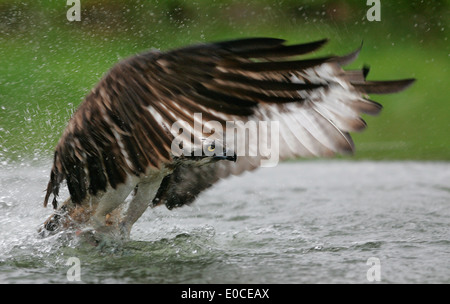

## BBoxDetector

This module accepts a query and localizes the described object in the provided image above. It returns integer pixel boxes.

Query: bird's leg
[76,189,132,246]
[119,177,165,239]
[88,180,136,238]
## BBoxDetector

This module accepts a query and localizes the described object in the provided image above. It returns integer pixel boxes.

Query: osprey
[41,38,414,241]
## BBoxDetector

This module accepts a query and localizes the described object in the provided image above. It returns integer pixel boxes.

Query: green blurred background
[0,0,449,163]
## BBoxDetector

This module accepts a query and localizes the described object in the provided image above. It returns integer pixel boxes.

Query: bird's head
[173,139,237,166]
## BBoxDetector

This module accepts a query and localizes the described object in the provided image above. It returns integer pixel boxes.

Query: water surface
[0,160,449,283]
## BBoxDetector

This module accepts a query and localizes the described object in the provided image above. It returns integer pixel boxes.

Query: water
[0,160,449,284]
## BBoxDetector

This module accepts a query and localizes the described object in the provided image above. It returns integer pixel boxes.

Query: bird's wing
[152,157,258,210]
[44,37,415,209]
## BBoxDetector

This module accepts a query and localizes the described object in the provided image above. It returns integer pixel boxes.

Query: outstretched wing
[44,37,414,209]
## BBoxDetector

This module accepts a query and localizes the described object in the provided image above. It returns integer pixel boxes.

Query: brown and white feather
[44,38,415,210]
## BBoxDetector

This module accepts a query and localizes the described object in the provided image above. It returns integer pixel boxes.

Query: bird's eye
[207,145,215,152]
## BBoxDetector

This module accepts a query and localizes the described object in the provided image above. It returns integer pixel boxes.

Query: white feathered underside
[235,62,365,161]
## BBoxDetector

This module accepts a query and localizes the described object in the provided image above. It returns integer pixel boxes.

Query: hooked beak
[214,152,237,162]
